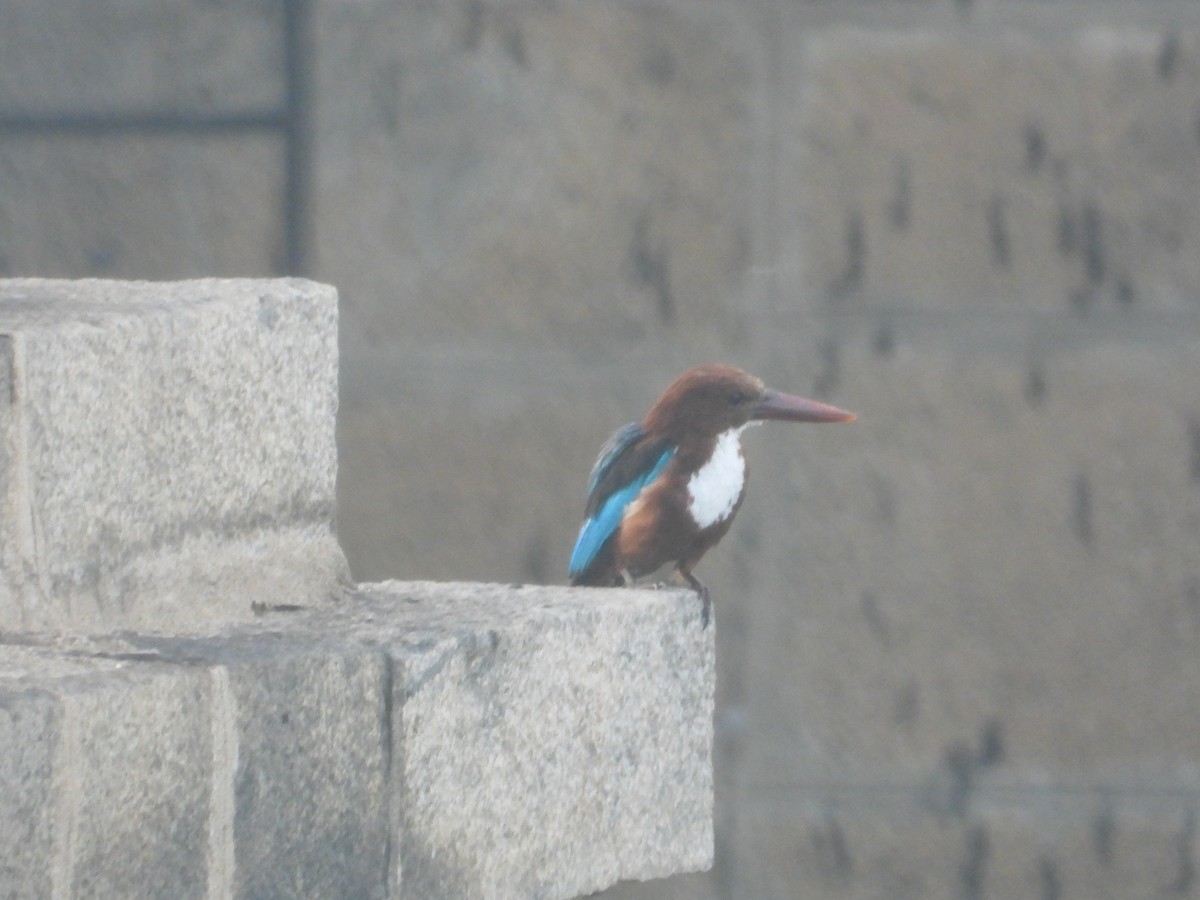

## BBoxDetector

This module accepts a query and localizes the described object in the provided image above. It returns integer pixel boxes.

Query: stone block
[21,627,393,900]
[0,669,59,899]
[0,278,345,632]
[224,642,391,899]
[0,644,213,899]
[115,630,393,899]
[0,581,713,898]
[64,663,213,899]
[364,582,714,899]
[0,136,284,279]
[786,28,1200,312]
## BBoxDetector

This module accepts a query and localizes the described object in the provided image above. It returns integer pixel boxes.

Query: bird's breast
[686,427,747,529]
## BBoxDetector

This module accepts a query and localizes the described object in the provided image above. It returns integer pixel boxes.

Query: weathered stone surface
[370,582,714,899]
[0,0,283,114]
[723,782,1200,900]
[0,645,214,900]
[0,581,714,899]
[225,644,390,900]
[0,0,287,281]
[314,0,757,358]
[0,669,60,899]
[0,136,285,279]
[787,28,1200,313]
[0,278,345,632]
[65,664,213,899]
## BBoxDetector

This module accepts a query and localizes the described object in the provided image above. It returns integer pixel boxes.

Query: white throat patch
[687,426,748,529]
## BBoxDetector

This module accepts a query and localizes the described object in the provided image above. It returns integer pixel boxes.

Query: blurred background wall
[3,1,1200,897]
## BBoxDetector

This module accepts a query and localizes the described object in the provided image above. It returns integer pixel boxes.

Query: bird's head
[642,364,856,439]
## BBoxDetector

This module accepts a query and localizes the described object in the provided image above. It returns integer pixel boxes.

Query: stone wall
[0,279,713,898]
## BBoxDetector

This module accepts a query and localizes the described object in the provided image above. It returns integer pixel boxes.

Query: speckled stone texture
[0,278,345,632]
[0,582,715,899]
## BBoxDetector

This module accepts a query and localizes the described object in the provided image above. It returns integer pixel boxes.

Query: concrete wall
[3,2,1200,897]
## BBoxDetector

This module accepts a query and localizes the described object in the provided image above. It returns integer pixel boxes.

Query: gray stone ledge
[0,580,715,899]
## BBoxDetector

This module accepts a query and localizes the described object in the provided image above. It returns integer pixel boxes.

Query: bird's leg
[675,566,712,628]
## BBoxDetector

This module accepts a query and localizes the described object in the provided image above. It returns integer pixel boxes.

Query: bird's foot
[676,568,712,629]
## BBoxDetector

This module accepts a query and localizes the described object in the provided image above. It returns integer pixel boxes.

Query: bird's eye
[729,390,746,406]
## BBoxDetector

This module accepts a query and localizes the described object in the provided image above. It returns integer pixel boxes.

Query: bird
[568,364,855,626]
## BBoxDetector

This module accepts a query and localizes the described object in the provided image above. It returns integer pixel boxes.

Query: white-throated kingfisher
[568,364,855,625]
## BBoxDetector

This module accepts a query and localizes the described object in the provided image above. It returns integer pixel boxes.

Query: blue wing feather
[586,422,644,498]
[569,433,675,578]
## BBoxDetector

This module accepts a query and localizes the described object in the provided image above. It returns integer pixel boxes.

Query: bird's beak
[752,389,857,423]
